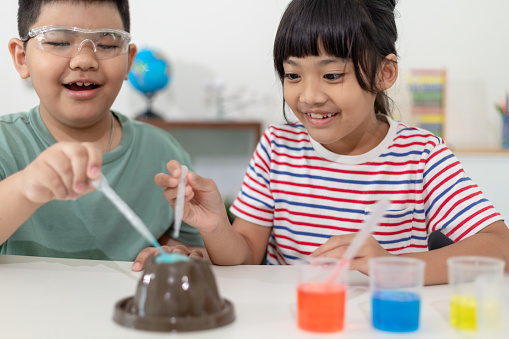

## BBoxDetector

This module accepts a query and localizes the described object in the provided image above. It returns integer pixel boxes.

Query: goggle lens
[24,26,131,60]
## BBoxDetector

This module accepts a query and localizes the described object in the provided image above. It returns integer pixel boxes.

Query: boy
[1,0,205,267]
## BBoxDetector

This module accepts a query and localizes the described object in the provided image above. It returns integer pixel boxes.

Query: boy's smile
[63,79,101,100]
[10,1,136,147]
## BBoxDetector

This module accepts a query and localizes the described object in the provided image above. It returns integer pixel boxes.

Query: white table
[1,254,507,339]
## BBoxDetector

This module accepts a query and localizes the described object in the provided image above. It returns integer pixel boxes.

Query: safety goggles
[21,25,131,60]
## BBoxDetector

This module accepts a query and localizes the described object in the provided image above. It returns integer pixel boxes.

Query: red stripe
[242,180,272,201]
[253,148,270,174]
[271,125,308,137]
[267,241,289,264]
[235,196,272,215]
[244,172,269,192]
[272,159,423,176]
[389,140,438,149]
[274,215,422,234]
[274,233,322,247]
[424,168,464,204]
[365,160,425,166]
[453,213,501,241]
[231,205,272,224]
[271,179,422,195]
[394,132,437,141]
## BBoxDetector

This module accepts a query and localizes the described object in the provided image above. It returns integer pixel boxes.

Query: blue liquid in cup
[372,290,420,332]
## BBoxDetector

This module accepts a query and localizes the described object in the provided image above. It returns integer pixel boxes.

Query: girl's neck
[323,114,390,156]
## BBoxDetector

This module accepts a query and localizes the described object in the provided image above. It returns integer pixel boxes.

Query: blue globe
[128,48,172,96]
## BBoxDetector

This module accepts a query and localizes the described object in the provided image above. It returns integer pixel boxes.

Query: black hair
[273,0,398,119]
[17,0,131,38]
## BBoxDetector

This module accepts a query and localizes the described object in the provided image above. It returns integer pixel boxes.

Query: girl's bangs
[280,21,353,60]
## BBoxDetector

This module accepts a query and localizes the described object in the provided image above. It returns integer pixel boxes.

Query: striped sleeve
[422,143,502,241]
[230,126,275,226]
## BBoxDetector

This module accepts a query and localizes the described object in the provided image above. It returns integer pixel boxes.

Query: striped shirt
[230,117,502,265]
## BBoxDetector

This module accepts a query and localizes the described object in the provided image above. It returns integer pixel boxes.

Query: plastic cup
[369,257,425,333]
[447,256,505,332]
[297,257,346,333]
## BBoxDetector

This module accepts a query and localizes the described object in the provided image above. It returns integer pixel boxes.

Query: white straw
[326,199,391,284]
[172,165,188,239]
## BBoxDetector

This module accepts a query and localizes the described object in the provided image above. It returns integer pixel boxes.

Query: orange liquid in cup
[297,282,346,333]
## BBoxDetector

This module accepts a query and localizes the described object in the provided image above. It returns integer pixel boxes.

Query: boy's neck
[40,110,120,153]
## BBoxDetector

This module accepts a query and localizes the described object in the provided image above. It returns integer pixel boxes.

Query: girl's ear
[8,38,30,79]
[378,53,398,91]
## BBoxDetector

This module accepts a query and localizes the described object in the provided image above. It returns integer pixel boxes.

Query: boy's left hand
[311,235,392,275]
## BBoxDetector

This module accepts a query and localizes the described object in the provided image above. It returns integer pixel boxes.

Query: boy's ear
[378,53,398,91]
[125,44,138,80]
[8,38,30,79]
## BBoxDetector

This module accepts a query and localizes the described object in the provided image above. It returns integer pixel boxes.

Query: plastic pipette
[172,165,188,239]
[90,173,166,255]
[326,199,391,284]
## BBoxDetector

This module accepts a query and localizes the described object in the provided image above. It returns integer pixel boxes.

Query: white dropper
[172,165,188,239]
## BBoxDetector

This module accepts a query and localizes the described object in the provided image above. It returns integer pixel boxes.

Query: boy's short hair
[17,0,131,38]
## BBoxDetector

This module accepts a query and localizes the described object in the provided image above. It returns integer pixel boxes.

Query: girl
[135,0,509,285]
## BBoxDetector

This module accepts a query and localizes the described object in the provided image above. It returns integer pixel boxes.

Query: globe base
[135,109,164,122]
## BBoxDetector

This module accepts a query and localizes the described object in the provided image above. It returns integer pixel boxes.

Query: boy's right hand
[154,160,230,234]
[17,142,102,204]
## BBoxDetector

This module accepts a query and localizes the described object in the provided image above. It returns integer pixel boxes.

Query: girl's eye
[284,73,300,81]
[324,73,344,80]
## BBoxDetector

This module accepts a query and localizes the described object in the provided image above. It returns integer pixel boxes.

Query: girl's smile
[304,110,339,126]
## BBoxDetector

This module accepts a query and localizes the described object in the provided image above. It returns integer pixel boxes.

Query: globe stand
[135,93,164,121]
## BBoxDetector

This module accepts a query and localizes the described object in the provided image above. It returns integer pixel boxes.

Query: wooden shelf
[142,119,263,157]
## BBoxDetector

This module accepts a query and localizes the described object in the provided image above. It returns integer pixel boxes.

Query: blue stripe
[273,224,427,245]
[274,225,332,239]
[377,234,427,245]
[423,153,454,177]
[239,189,273,210]
[247,163,270,186]
[274,199,419,220]
[259,141,270,161]
[272,169,422,185]
[397,127,418,134]
[273,140,314,152]
[426,177,471,214]
[267,253,301,264]
[274,198,365,215]
[380,150,428,158]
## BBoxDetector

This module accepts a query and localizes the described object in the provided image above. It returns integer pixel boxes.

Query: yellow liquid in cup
[450,295,477,330]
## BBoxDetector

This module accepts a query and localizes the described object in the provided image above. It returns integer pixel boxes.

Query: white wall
[1,1,509,202]
[2,0,509,148]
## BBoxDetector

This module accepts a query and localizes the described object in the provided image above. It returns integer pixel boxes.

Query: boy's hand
[154,160,230,234]
[18,142,102,204]
[311,234,392,275]
[131,245,206,272]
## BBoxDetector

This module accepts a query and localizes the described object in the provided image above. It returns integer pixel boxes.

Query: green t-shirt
[0,107,204,261]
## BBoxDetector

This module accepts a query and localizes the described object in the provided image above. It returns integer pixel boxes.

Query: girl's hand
[132,245,205,272]
[154,160,230,234]
[311,235,392,275]
[17,142,102,203]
